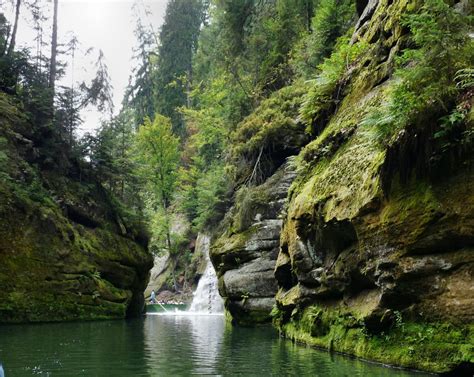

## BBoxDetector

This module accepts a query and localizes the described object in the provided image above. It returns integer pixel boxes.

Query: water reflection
[0,316,430,376]
[214,322,425,376]
[188,316,224,374]
[143,315,225,375]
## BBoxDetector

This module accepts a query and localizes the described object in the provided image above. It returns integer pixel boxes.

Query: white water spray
[189,235,224,314]
[149,234,224,316]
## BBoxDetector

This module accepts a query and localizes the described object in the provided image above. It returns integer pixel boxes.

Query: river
[0,314,429,376]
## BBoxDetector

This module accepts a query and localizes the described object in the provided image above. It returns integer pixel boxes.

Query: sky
[2,0,168,135]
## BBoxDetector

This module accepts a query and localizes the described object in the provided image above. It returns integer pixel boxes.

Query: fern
[454,68,474,89]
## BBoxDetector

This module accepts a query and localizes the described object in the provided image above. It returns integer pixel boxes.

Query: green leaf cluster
[361,0,474,145]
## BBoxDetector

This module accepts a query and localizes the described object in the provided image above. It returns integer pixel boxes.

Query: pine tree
[48,0,58,94]
[6,0,21,57]
[123,11,157,129]
[154,0,204,136]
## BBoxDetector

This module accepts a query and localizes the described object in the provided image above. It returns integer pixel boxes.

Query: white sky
[2,0,168,135]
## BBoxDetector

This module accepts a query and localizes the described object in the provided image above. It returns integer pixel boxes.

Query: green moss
[232,184,271,233]
[0,100,152,323]
[228,83,309,184]
[0,92,25,125]
[381,179,438,225]
[299,34,369,133]
[211,225,260,274]
[290,126,385,222]
[278,305,473,373]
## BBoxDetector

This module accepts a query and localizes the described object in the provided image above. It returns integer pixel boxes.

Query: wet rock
[211,162,297,324]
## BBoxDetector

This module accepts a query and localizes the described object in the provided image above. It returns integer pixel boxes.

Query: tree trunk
[49,0,59,93]
[121,125,125,199]
[6,0,21,57]
[0,23,11,57]
[306,0,313,32]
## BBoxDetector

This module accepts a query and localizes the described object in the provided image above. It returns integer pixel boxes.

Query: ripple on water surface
[0,315,430,376]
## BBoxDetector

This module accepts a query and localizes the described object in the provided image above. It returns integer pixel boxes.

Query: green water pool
[0,315,430,376]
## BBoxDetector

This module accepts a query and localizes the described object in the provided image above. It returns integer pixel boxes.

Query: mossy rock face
[0,94,153,323]
[276,304,473,374]
[211,162,297,325]
[273,0,474,373]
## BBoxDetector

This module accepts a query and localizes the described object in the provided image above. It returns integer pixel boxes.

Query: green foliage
[123,9,157,128]
[173,0,351,233]
[191,12,252,127]
[0,13,8,55]
[455,68,474,90]
[243,0,311,91]
[82,108,142,214]
[435,109,466,140]
[361,0,473,145]
[177,105,229,230]
[146,206,186,256]
[134,115,180,208]
[229,83,308,185]
[181,106,227,166]
[232,184,270,232]
[299,35,368,133]
[191,163,227,230]
[291,0,356,78]
[153,0,205,135]
[199,0,315,108]
[134,114,180,257]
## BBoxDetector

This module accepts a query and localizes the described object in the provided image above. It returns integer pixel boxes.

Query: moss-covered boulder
[0,94,153,323]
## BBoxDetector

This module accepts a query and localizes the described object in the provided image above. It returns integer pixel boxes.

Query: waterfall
[188,234,224,314]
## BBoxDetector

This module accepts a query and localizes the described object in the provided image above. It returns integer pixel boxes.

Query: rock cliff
[211,162,296,324]
[0,94,153,323]
[210,84,309,325]
[273,0,474,372]
[211,0,473,373]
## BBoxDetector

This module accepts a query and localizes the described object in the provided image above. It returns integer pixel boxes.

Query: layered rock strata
[211,162,296,324]
[271,0,474,373]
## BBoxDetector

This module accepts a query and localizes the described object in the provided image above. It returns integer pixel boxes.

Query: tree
[5,0,21,57]
[134,114,180,289]
[48,0,58,93]
[291,0,356,78]
[0,14,9,57]
[54,47,114,148]
[123,6,157,129]
[28,0,48,74]
[154,0,204,136]
[80,49,114,115]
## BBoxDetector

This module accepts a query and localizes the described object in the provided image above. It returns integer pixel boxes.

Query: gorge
[0,0,472,375]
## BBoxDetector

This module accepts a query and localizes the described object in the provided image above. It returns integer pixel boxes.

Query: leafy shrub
[361,0,473,145]
[228,83,308,185]
[291,0,356,78]
[299,35,368,133]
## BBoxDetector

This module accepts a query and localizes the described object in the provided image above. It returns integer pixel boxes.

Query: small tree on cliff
[134,114,181,290]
